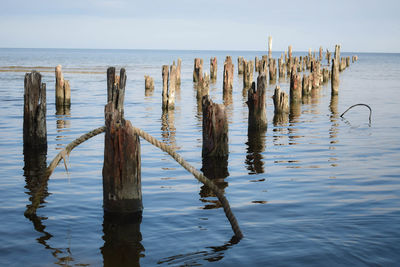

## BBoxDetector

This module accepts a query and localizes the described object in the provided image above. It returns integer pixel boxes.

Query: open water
[0,48,400,266]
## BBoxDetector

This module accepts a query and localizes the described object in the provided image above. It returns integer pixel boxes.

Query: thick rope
[340,103,372,124]
[27,125,243,239]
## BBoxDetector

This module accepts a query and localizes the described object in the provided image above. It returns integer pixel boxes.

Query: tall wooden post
[302,74,311,96]
[247,73,267,130]
[331,58,339,95]
[193,58,203,82]
[202,95,228,158]
[103,67,142,216]
[268,36,272,59]
[223,56,234,97]
[210,57,217,81]
[319,46,323,61]
[24,71,47,151]
[162,65,169,110]
[269,58,277,82]
[334,44,341,62]
[238,56,244,74]
[55,65,71,108]
[168,64,177,109]
[290,68,302,102]
[243,59,254,90]
[176,58,182,85]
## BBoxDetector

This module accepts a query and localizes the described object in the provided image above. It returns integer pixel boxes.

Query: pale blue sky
[1,0,399,52]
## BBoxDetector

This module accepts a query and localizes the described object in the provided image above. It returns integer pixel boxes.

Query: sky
[0,0,399,52]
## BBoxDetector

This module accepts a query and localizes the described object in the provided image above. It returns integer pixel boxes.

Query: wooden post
[302,74,311,96]
[334,44,341,62]
[168,64,177,109]
[340,58,346,72]
[193,58,203,82]
[24,71,47,151]
[269,58,277,82]
[319,46,323,61]
[223,56,234,96]
[288,45,293,61]
[290,68,302,102]
[331,58,339,95]
[162,65,169,110]
[202,95,228,158]
[255,56,259,72]
[312,60,321,89]
[238,56,244,74]
[273,85,289,114]
[322,68,330,83]
[326,50,331,65]
[346,56,350,68]
[144,75,154,90]
[268,36,272,59]
[259,56,268,74]
[243,59,254,90]
[197,73,210,101]
[103,67,142,215]
[210,57,217,81]
[278,58,285,79]
[55,65,71,107]
[247,73,267,130]
[176,58,182,85]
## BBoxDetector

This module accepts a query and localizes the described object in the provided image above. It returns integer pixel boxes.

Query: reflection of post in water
[161,109,176,149]
[200,95,229,209]
[329,94,339,153]
[245,126,266,175]
[101,213,144,267]
[288,100,301,145]
[56,106,71,150]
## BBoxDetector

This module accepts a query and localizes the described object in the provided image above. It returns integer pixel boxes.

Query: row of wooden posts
[23,43,357,223]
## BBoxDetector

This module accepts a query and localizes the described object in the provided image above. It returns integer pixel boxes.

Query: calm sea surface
[0,48,400,266]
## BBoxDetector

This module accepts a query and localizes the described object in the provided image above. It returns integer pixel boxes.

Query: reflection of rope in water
[28,125,243,239]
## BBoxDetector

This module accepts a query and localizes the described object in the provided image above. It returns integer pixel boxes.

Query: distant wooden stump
[55,65,71,107]
[272,85,289,115]
[210,57,217,81]
[223,56,234,98]
[193,58,203,82]
[144,75,154,91]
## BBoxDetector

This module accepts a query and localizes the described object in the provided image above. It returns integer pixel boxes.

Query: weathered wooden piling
[247,73,267,130]
[210,57,217,81]
[255,56,260,72]
[346,56,350,68]
[288,45,293,61]
[326,49,331,65]
[352,55,358,63]
[290,68,302,102]
[302,74,312,96]
[55,65,71,107]
[339,58,346,72]
[176,58,182,85]
[322,68,330,83]
[268,36,272,59]
[202,95,228,158]
[278,58,285,79]
[259,56,268,74]
[223,56,234,95]
[193,58,203,82]
[311,60,321,89]
[269,58,277,82]
[24,71,47,150]
[243,59,254,89]
[331,58,339,95]
[273,85,289,115]
[197,73,210,101]
[319,46,323,61]
[162,65,169,109]
[334,44,341,62]
[144,75,154,90]
[168,64,177,109]
[103,67,142,215]
[238,56,244,74]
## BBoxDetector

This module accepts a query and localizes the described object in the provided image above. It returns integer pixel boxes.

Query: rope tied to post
[27,125,243,240]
